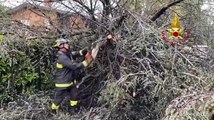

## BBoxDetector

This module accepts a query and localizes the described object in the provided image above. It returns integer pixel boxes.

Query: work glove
[82,52,92,67]
[85,52,92,63]
[106,34,113,41]
[80,48,88,56]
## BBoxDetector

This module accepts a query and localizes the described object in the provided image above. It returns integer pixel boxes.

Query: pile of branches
[1,13,214,119]
[60,11,213,119]
[1,0,214,119]
[82,13,214,120]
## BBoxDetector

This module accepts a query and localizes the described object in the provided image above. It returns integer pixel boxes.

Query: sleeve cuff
[82,60,88,67]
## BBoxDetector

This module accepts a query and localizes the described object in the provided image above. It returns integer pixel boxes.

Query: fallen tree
[1,0,214,120]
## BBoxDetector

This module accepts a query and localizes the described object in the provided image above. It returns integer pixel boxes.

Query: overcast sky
[0,0,25,8]
[0,0,212,17]
[1,0,212,9]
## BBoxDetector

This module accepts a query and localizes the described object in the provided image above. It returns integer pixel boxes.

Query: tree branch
[100,0,112,17]
[151,0,185,21]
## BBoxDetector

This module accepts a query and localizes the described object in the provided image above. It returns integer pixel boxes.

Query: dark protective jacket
[54,51,85,87]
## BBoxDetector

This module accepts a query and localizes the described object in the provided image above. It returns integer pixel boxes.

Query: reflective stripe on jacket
[54,51,85,87]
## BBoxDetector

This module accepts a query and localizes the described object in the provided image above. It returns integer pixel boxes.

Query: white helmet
[54,38,69,47]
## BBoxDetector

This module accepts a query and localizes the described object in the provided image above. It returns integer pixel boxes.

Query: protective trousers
[51,86,78,110]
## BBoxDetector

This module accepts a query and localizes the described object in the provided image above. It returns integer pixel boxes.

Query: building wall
[11,8,87,31]
[11,8,59,29]
[69,15,87,30]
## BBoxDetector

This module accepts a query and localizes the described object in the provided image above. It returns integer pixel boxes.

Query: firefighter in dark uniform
[51,38,92,110]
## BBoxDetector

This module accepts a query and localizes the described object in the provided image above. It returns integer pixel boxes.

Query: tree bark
[151,0,185,21]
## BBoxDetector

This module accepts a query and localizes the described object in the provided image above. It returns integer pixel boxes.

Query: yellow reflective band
[79,50,83,56]
[54,43,60,47]
[82,60,88,67]
[70,100,78,106]
[56,63,63,68]
[51,103,59,110]
[55,82,74,87]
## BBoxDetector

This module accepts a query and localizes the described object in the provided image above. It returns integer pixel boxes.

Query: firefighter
[51,38,92,110]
